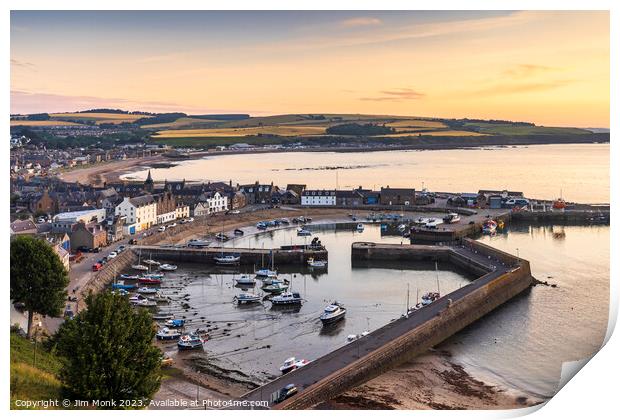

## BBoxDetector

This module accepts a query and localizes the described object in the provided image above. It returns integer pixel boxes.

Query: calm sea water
[123,144,610,203]
[155,222,609,398]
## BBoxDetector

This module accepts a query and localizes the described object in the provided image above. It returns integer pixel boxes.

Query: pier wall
[277,243,532,409]
[133,245,327,266]
[79,250,137,301]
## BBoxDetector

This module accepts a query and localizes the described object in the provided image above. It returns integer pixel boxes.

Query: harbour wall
[276,241,532,409]
[133,245,327,266]
[79,250,137,303]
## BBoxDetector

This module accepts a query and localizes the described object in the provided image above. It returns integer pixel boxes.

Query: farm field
[381,130,488,137]
[386,119,447,130]
[140,117,220,129]
[462,122,591,136]
[153,125,327,138]
[49,112,152,124]
[10,120,84,127]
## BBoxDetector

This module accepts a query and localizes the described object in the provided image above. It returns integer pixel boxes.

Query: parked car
[128,239,138,245]
[108,252,117,259]
[274,384,298,403]
[168,222,177,228]
[158,226,166,232]
[92,263,103,272]
[187,217,194,222]
[118,245,126,252]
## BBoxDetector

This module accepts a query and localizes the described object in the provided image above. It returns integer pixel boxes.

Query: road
[240,244,514,406]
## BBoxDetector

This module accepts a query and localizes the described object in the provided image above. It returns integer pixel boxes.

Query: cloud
[340,17,382,28]
[360,88,426,102]
[11,59,36,70]
[503,64,556,79]
[10,90,260,115]
[473,80,574,96]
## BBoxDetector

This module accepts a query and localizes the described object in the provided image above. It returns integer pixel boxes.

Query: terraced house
[115,195,157,233]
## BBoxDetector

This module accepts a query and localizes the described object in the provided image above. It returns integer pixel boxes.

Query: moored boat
[177,334,204,350]
[421,292,440,306]
[279,357,311,374]
[270,292,303,306]
[136,298,157,307]
[261,283,289,294]
[138,277,162,285]
[235,274,256,287]
[111,282,136,290]
[143,259,160,266]
[156,327,181,341]
[165,319,185,328]
[443,213,461,224]
[320,301,346,325]
[255,268,277,277]
[119,274,140,280]
[131,264,149,271]
[234,292,262,304]
[159,264,177,271]
[137,286,158,294]
[482,220,498,234]
[214,254,241,265]
[307,257,327,268]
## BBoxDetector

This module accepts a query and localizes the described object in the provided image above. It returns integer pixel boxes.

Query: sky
[10,10,610,127]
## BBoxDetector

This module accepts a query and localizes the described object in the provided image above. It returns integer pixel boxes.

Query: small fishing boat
[156,327,182,341]
[260,276,284,286]
[119,274,140,280]
[307,257,327,268]
[136,298,157,307]
[442,213,461,224]
[356,223,364,232]
[297,228,312,236]
[137,286,158,294]
[165,319,185,328]
[421,292,440,306]
[255,268,277,277]
[111,282,136,290]
[270,292,303,306]
[143,259,160,266]
[234,228,245,236]
[177,334,204,350]
[279,357,311,374]
[131,264,149,271]
[482,220,498,235]
[234,293,262,304]
[235,274,256,287]
[159,264,178,271]
[214,254,240,265]
[143,273,164,279]
[320,302,346,325]
[261,283,289,294]
[138,277,162,285]
[414,217,429,225]
[152,312,174,321]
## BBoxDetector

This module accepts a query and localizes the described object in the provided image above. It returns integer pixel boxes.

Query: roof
[129,195,155,207]
[53,208,104,221]
[10,219,37,233]
[380,187,416,194]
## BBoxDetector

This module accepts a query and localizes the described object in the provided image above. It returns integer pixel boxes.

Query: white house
[301,190,337,206]
[193,191,229,216]
[115,195,157,232]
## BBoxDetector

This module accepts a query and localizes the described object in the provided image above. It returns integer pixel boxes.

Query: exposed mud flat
[319,350,544,410]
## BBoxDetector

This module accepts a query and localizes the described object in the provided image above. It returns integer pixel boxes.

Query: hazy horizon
[11,10,609,127]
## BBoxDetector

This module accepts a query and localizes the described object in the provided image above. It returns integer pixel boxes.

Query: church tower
[144,170,154,193]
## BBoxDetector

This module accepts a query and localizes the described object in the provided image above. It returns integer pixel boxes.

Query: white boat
[234,293,262,304]
[235,274,256,286]
[131,264,149,271]
[177,334,204,350]
[156,327,182,341]
[270,292,303,306]
[143,259,160,266]
[255,268,277,277]
[297,228,312,236]
[279,357,311,374]
[159,264,178,271]
[356,223,364,232]
[414,217,430,225]
[214,254,241,265]
[143,273,164,279]
[425,218,443,229]
[307,257,327,268]
[421,292,440,306]
[320,302,346,325]
[137,287,158,294]
[398,224,408,232]
[260,276,284,286]
[136,298,157,307]
[443,213,461,224]
[261,283,289,294]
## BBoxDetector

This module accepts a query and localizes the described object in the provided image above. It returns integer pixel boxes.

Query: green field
[462,122,591,136]
[10,332,63,409]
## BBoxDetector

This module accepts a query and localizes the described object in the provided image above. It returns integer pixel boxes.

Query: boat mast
[406,283,410,317]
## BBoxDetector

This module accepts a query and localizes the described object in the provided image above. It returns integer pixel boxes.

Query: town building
[115,195,157,233]
[193,191,229,216]
[301,190,337,206]
[70,222,108,251]
[51,208,107,234]
[379,187,416,206]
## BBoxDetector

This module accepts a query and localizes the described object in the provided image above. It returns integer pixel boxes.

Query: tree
[55,292,162,406]
[10,235,69,338]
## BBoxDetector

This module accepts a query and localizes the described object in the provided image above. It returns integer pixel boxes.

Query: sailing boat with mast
[255,248,277,278]
[214,219,240,265]
[131,248,148,271]
[421,262,441,305]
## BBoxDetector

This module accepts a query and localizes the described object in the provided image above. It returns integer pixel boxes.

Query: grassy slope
[50,112,152,125]
[10,333,63,409]
[463,122,591,135]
